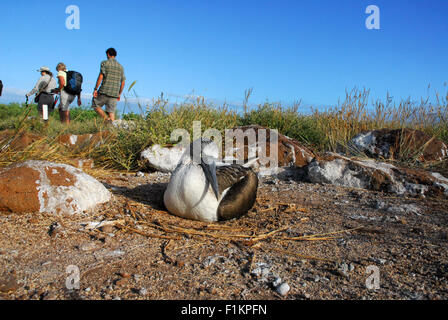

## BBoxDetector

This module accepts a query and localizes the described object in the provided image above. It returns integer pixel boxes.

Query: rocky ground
[1,169,447,300]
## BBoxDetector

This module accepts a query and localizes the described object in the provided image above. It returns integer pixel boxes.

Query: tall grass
[92,96,239,170]
[311,88,448,152]
[1,87,447,172]
[240,102,325,147]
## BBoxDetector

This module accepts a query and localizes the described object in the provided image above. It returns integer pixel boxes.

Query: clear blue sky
[0,0,447,112]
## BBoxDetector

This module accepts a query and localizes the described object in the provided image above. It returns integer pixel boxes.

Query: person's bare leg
[59,108,64,123]
[63,110,70,125]
[94,107,109,121]
[108,112,115,121]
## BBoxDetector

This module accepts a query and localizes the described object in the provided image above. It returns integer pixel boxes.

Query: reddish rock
[0,160,111,215]
[0,130,46,152]
[224,125,315,169]
[67,159,95,171]
[57,131,111,150]
[348,128,448,162]
[0,166,41,213]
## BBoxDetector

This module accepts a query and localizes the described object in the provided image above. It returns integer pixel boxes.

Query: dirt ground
[0,168,447,300]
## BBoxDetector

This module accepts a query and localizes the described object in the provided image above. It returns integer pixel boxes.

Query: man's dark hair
[106,48,117,57]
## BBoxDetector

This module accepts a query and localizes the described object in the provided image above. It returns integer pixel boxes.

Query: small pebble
[115,278,128,286]
[105,250,125,258]
[203,256,216,267]
[48,222,63,238]
[79,242,97,251]
[251,266,270,278]
[101,225,115,234]
[276,283,290,296]
[118,272,131,278]
[371,258,387,265]
[133,274,143,281]
[139,288,148,296]
[272,277,282,287]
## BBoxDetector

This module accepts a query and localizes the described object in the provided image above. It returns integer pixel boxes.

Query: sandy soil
[1,169,447,300]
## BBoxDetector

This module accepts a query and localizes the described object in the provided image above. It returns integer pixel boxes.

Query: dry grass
[1,87,447,172]
[92,196,356,263]
[312,88,448,153]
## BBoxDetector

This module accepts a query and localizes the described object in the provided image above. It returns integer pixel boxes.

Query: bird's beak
[201,158,219,199]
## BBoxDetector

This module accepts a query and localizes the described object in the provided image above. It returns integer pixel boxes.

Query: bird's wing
[216,164,248,194]
[216,164,258,221]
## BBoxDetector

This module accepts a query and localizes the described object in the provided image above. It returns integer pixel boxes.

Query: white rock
[112,120,136,130]
[275,282,290,296]
[251,263,271,278]
[272,277,282,287]
[386,204,421,215]
[141,144,186,172]
[307,153,448,198]
[139,288,148,296]
[79,242,97,251]
[105,250,125,258]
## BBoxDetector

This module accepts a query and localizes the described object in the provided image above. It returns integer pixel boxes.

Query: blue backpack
[65,71,83,95]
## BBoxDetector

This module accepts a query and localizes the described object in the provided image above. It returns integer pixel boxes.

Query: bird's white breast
[164,163,220,222]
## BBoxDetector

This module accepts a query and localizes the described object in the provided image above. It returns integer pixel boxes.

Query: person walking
[26,67,57,119]
[92,48,126,122]
[54,62,82,125]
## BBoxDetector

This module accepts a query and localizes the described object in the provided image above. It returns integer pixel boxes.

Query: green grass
[0,103,106,135]
[92,97,240,170]
[239,103,326,147]
[1,87,447,172]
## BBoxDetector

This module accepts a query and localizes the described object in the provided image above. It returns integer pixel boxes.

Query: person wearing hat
[26,66,57,119]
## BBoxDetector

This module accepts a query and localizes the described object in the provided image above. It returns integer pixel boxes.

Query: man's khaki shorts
[92,93,117,114]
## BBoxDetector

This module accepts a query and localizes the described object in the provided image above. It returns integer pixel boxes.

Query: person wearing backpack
[26,67,57,119]
[54,62,82,125]
[92,48,126,122]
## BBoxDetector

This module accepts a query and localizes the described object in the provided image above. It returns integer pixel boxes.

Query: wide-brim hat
[37,66,50,72]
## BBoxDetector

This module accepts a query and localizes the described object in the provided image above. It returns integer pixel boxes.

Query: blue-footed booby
[163,138,258,222]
